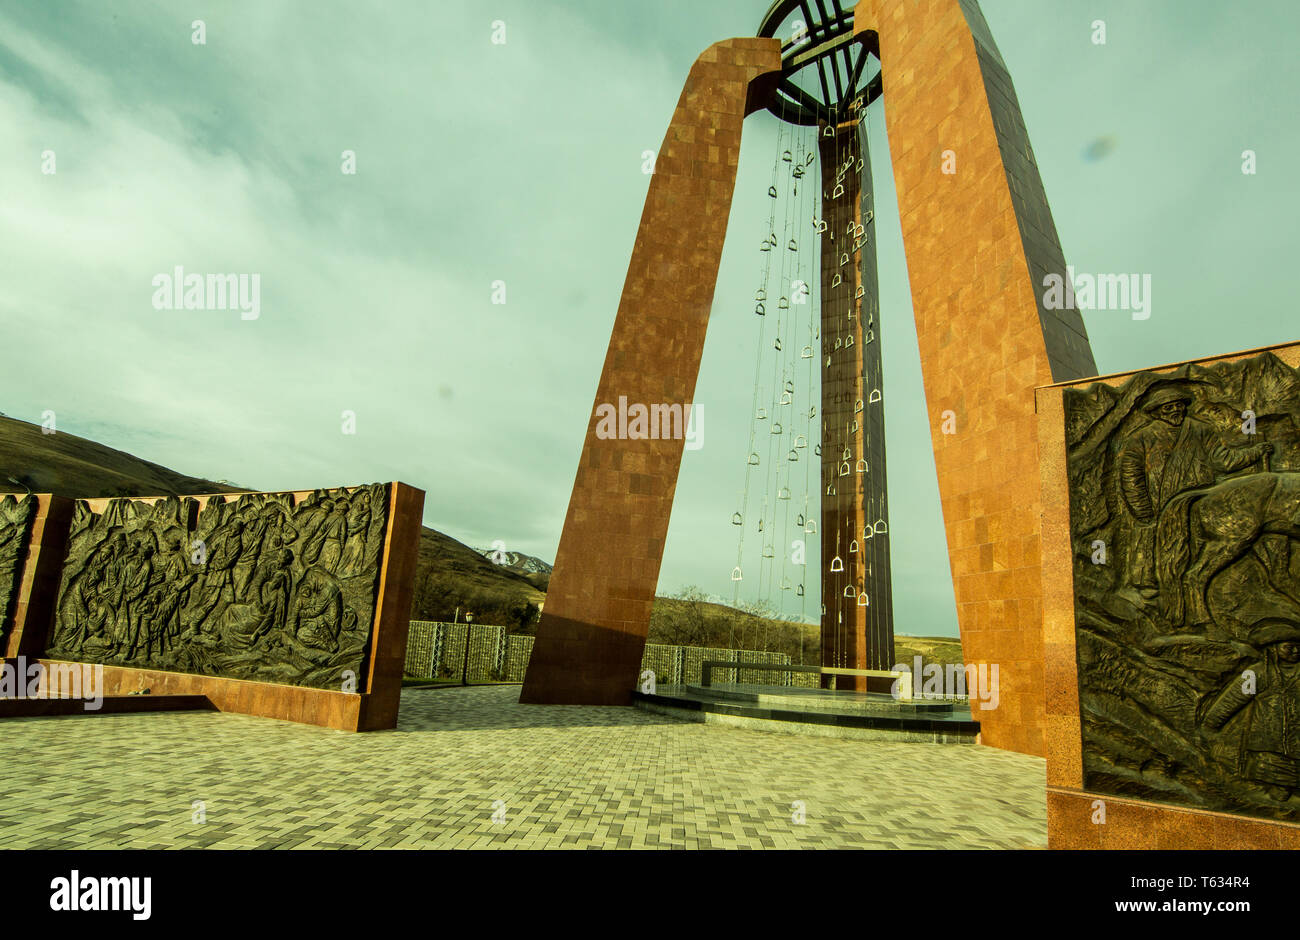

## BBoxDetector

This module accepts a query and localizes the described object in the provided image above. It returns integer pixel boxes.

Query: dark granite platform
[633,683,980,743]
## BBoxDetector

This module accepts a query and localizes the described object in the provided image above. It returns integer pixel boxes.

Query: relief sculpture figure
[1199,622,1300,799]
[1114,384,1272,613]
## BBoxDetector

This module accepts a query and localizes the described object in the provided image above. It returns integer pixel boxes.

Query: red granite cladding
[520,38,784,705]
[1048,788,1300,850]
[851,0,1079,756]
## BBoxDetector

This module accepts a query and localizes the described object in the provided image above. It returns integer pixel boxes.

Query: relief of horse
[1157,471,1300,626]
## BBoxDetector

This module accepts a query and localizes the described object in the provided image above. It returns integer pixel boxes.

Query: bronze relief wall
[46,483,389,691]
[1065,351,1300,820]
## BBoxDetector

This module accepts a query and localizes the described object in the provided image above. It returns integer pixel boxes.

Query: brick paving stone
[0,686,1045,849]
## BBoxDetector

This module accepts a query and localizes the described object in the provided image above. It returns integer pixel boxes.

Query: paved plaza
[2,686,1046,849]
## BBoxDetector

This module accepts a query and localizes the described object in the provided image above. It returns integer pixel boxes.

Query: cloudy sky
[2,0,1297,637]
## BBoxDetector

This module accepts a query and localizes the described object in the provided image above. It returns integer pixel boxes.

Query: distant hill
[413,531,545,630]
[893,635,965,669]
[0,415,247,498]
[477,547,552,591]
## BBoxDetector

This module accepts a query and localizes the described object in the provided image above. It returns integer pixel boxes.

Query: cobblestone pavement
[0,686,1046,849]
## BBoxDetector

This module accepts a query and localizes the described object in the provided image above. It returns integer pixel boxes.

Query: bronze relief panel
[46,483,389,691]
[1066,352,1300,820]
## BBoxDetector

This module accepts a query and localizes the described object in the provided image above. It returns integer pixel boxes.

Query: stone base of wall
[1048,788,1300,849]
[33,660,387,731]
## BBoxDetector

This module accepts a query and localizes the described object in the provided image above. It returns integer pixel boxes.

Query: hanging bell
[748,452,760,465]
[788,239,798,252]
[830,555,844,573]
[731,512,743,526]
[771,422,783,435]
[796,514,805,527]
[814,219,828,234]
[805,519,818,534]
[763,544,775,558]
[843,585,856,598]
[839,461,850,477]
[774,337,782,352]
[782,150,793,163]
[849,540,859,554]
[814,444,821,456]
[768,185,778,198]
[826,483,837,496]
[864,209,874,225]
[845,335,855,348]
[831,183,845,199]
[795,435,807,448]
[755,303,766,316]
[856,458,868,473]
[869,389,882,404]
[863,525,874,540]
[854,399,864,414]
[779,391,792,405]
[787,449,798,462]
[831,274,842,289]
[874,519,889,534]
[756,407,768,420]
[854,223,865,240]
[755,288,767,302]
[796,584,805,597]
[731,566,743,582]
[778,296,790,309]
[801,345,813,359]
[858,590,869,608]
[822,125,834,138]
[855,285,865,300]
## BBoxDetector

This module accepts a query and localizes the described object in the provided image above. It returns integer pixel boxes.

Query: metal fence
[404,622,812,686]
